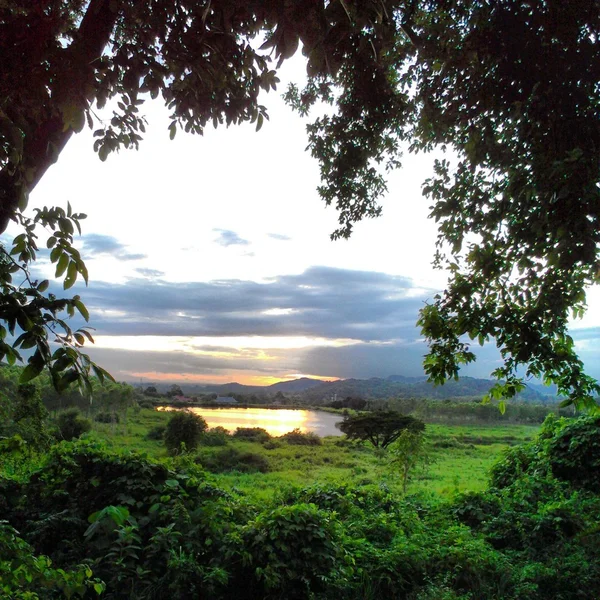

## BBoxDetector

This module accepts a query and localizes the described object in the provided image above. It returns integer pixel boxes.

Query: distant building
[215,396,237,405]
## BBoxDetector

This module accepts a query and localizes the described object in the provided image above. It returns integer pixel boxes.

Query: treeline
[322,396,575,425]
[384,397,575,424]
[0,365,140,444]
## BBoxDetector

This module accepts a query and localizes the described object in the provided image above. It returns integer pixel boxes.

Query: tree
[166,384,184,398]
[55,407,92,441]
[388,428,433,494]
[339,411,424,449]
[164,410,208,454]
[1,1,598,408]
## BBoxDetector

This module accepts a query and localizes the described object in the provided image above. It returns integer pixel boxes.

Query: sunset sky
[6,57,600,387]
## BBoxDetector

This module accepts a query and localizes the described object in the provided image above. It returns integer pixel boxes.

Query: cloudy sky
[8,58,600,387]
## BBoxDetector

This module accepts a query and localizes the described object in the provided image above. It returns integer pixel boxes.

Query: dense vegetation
[1,373,599,598]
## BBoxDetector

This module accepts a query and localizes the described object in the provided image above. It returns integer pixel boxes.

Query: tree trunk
[0,0,120,234]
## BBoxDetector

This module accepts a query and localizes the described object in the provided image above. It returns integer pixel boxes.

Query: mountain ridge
[154,375,557,403]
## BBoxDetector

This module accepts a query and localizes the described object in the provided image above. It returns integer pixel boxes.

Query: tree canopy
[339,411,425,449]
[0,1,599,407]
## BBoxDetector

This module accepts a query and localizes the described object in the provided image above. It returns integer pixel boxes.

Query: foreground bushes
[1,415,599,599]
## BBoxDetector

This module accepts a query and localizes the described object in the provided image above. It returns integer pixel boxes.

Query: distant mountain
[170,377,327,396]
[267,377,327,393]
[298,376,554,403]
[386,375,427,384]
[153,375,557,403]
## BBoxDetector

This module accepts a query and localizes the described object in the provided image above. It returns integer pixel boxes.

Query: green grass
[86,408,540,502]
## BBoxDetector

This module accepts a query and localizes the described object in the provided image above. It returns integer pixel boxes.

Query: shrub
[201,427,230,446]
[547,415,600,492]
[164,411,207,454]
[232,427,271,443]
[280,428,322,445]
[237,503,347,599]
[262,440,281,450]
[0,522,104,598]
[146,425,166,441]
[198,447,270,473]
[138,401,154,409]
[94,412,119,424]
[55,409,92,441]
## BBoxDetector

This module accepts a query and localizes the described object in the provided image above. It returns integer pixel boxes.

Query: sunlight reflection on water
[158,407,343,437]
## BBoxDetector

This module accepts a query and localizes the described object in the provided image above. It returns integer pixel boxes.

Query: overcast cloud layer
[58,264,596,383]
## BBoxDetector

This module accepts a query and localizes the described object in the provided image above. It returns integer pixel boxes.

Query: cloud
[81,234,147,261]
[66,266,600,383]
[213,229,250,247]
[267,233,291,241]
[80,266,427,341]
[135,268,165,278]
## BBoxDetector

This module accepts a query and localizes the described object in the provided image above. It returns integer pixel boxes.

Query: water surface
[161,407,344,437]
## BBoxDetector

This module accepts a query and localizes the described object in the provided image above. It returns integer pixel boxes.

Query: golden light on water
[159,407,308,436]
[158,407,344,437]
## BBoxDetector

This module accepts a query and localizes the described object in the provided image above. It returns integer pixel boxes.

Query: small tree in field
[339,412,424,449]
[164,411,207,455]
[388,429,434,494]
[55,408,92,442]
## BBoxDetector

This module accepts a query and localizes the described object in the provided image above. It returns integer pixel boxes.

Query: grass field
[88,408,540,502]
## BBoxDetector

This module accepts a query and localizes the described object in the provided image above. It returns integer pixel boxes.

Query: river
[159,407,344,437]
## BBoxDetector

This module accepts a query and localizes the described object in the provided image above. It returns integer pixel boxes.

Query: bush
[547,415,600,492]
[0,522,104,598]
[94,412,119,424]
[55,409,92,441]
[280,428,322,445]
[138,401,154,409]
[146,425,166,440]
[198,447,270,473]
[164,411,207,454]
[201,427,230,446]
[236,503,347,599]
[232,427,271,443]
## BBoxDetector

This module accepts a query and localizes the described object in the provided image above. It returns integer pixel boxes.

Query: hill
[299,376,550,403]
[153,375,555,403]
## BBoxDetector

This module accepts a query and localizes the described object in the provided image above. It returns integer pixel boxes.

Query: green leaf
[73,298,90,321]
[55,253,69,278]
[64,261,78,289]
[78,329,95,344]
[20,361,44,383]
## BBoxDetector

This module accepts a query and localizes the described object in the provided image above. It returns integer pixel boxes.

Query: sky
[8,57,600,387]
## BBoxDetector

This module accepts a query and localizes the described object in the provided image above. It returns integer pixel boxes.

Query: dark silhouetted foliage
[339,412,425,449]
[55,409,92,442]
[164,411,207,454]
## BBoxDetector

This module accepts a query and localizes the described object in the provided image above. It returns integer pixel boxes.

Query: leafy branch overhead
[0,1,599,407]
[0,203,112,393]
